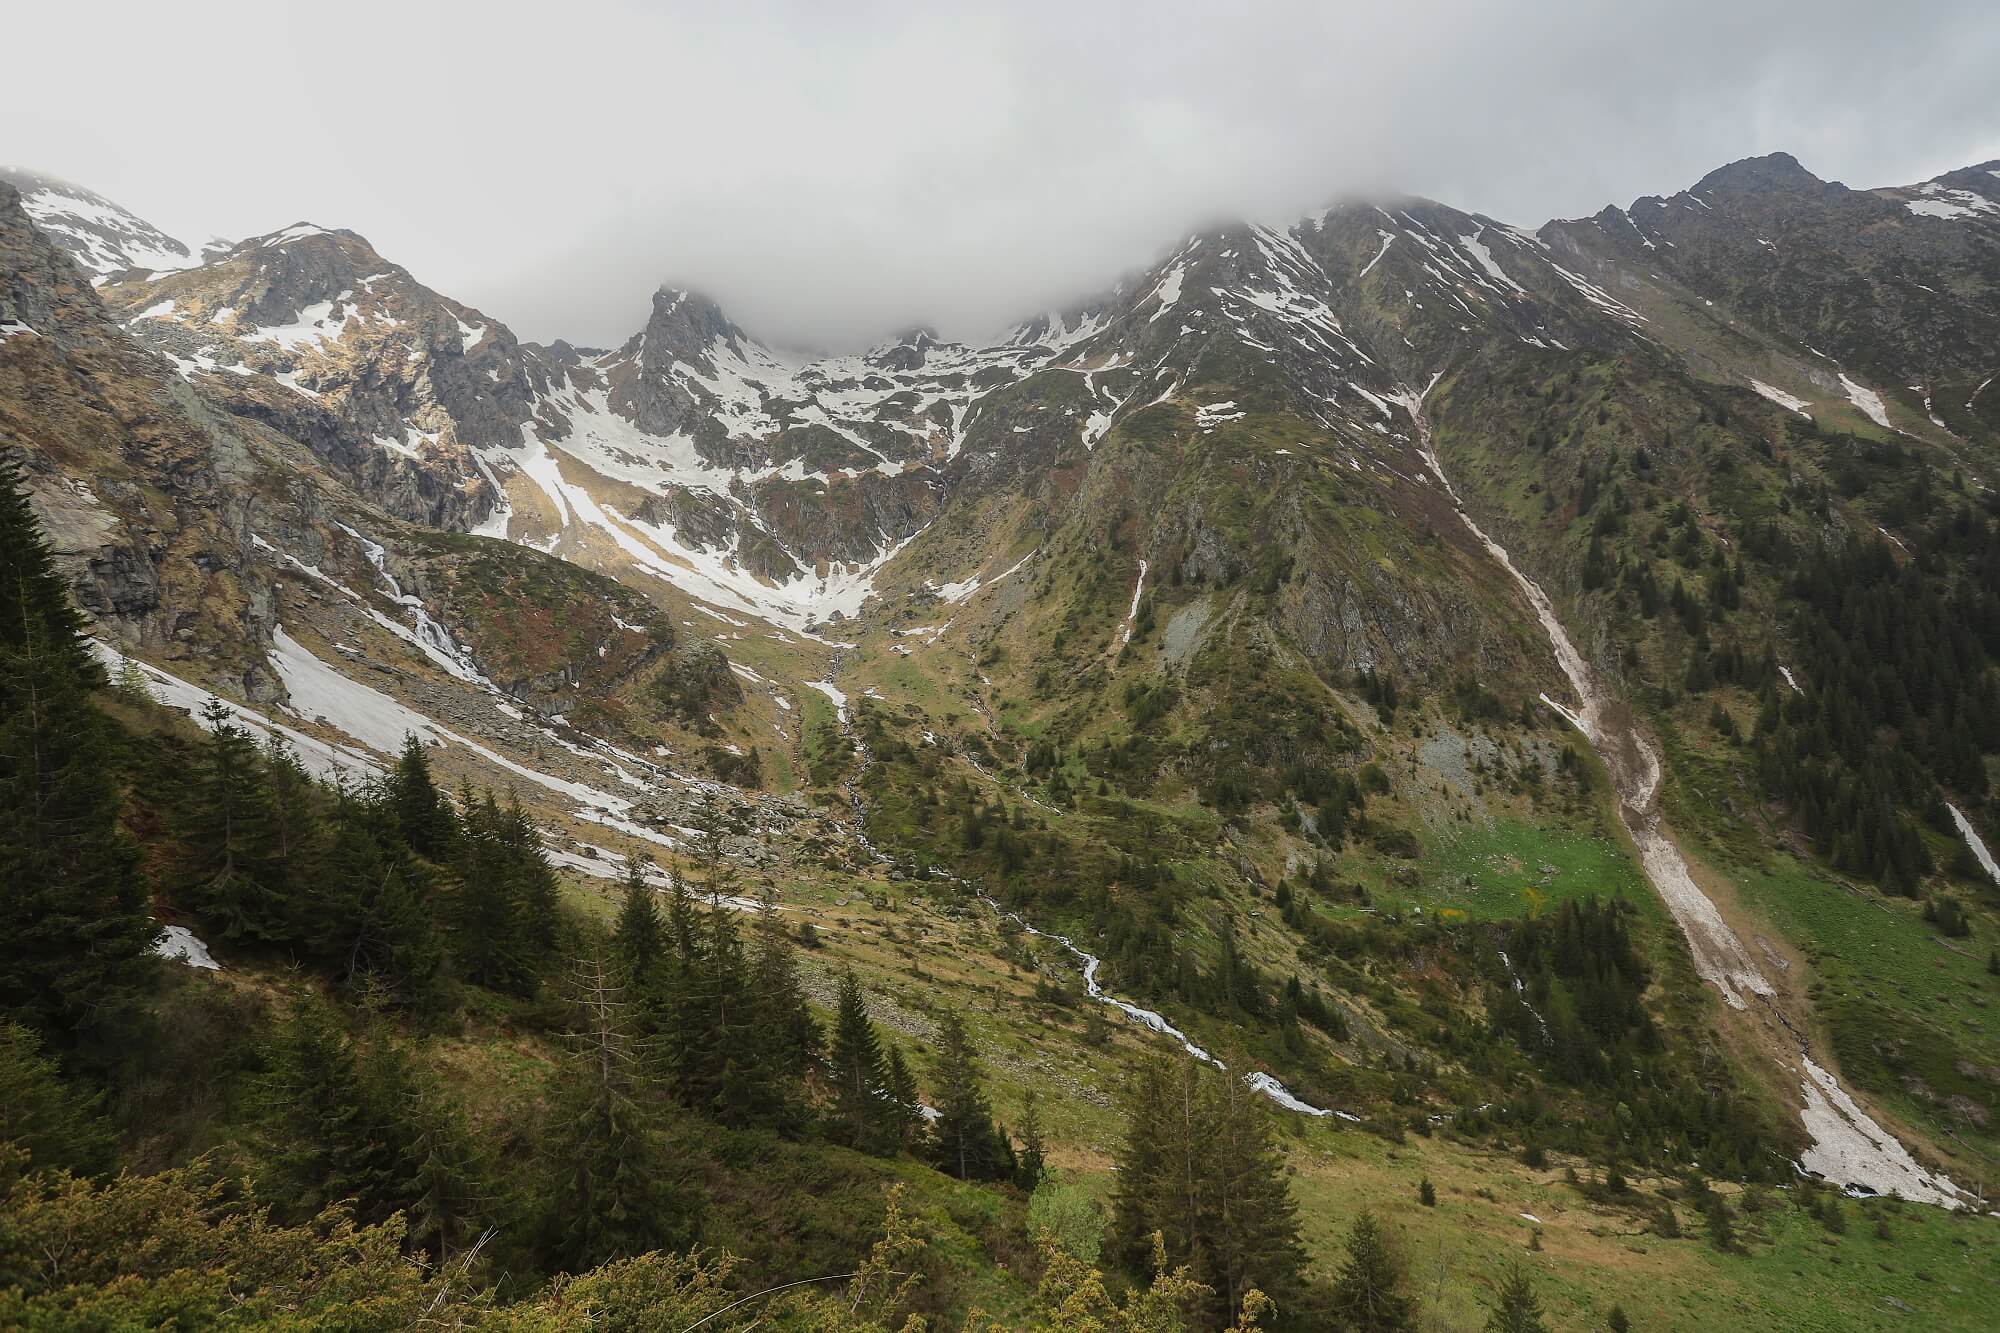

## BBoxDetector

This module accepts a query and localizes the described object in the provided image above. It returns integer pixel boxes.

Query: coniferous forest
[0,459,1334,1328]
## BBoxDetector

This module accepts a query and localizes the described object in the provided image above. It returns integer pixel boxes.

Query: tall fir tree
[928,1009,1013,1182]
[1208,1073,1307,1320]
[1329,1209,1415,1331]
[749,896,819,1083]
[262,735,325,887]
[827,969,893,1153]
[315,785,442,1007]
[447,789,558,995]
[387,733,456,861]
[397,1059,496,1264]
[1111,1056,1214,1278]
[882,1044,925,1152]
[611,855,663,986]
[542,953,695,1271]
[174,700,292,944]
[1016,1089,1048,1190]
[1484,1264,1548,1333]
[0,457,156,1056]
[252,997,410,1227]
[665,895,775,1126]
[1112,1057,1308,1329]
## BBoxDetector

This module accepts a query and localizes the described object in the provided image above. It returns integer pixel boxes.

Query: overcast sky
[9,1,1999,349]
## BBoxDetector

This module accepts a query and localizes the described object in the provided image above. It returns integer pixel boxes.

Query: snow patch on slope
[1839,374,1894,430]
[1749,380,1812,417]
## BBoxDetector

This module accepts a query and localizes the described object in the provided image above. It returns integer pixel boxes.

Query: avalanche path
[1402,378,1969,1209]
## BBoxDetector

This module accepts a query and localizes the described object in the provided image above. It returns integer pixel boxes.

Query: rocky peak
[632,285,744,376]
[202,223,392,327]
[867,325,947,371]
[1688,151,1830,200]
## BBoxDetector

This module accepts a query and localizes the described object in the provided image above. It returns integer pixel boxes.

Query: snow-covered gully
[1117,559,1149,649]
[1949,803,2000,888]
[1403,381,1970,1209]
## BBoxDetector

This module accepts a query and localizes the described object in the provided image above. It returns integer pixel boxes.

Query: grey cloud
[7,0,1997,349]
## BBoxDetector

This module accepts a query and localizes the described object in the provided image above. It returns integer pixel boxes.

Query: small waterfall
[1497,948,1553,1048]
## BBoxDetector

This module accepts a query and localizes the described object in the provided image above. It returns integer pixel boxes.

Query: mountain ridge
[6,144,2000,1240]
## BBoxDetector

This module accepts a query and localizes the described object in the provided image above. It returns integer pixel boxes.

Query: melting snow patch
[1145,265,1185,323]
[244,300,349,351]
[1358,229,1395,278]
[1904,184,2000,220]
[804,680,849,726]
[91,641,377,785]
[1749,380,1812,417]
[1948,803,2000,887]
[1459,231,1528,296]
[1119,560,1149,648]
[1839,374,1894,430]
[154,924,220,971]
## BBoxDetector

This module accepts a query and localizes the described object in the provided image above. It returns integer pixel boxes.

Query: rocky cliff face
[1543,152,2000,397]
[98,224,553,530]
[0,180,263,675]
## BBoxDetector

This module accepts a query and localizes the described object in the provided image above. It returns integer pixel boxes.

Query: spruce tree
[929,1009,1011,1181]
[827,969,892,1152]
[668,896,773,1126]
[1208,1072,1307,1321]
[175,701,292,944]
[883,1043,925,1151]
[0,1019,116,1173]
[1485,1264,1548,1333]
[611,855,662,985]
[315,785,442,1007]
[112,655,153,702]
[497,792,560,953]
[1109,1055,1181,1272]
[0,458,156,1055]
[398,1061,495,1263]
[253,997,410,1226]
[448,790,557,995]
[387,733,456,861]
[542,953,694,1270]
[1329,1209,1416,1331]
[262,735,325,888]
[749,896,819,1083]
[1016,1088,1048,1189]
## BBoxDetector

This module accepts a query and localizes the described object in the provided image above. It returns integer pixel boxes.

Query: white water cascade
[978,892,1361,1122]
[1403,380,1968,1208]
